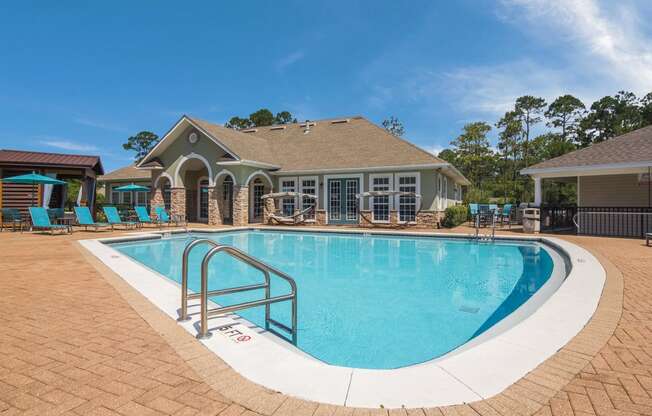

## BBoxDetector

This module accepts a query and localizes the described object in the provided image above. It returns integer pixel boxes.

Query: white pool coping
[79,226,605,409]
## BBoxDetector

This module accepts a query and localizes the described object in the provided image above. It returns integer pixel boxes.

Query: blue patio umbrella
[114,183,150,207]
[1,171,67,206]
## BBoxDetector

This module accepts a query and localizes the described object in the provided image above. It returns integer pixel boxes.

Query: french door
[327,178,359,224]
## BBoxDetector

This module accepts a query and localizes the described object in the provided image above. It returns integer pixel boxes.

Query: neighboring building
[0,149,103,217]
[522,125,652,237]
[98,164,153,209]
[109,115,469,227]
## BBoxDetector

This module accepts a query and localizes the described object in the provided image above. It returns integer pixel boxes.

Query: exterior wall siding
[579,174,650,207]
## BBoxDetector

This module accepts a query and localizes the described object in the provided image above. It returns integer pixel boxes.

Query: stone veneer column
[232,185,249,226]
[170,187,186,222]
[149,187,164,217]
[416,211,439,228]
[207,187,222,226]
[262,197,275,224]
[315,210,327,226]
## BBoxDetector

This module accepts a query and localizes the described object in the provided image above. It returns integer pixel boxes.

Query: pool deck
[0,224,650,415]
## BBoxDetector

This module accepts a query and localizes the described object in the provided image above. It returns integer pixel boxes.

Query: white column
[534,177,542,206]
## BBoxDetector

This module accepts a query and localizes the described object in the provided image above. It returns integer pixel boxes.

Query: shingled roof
[0,149,103,174]
[98,164,151,182]
[523,125,652,173]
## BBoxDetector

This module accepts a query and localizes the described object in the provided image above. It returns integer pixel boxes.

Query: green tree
[515,95,547,168]
[578,91,644,146]
[123,131,160,162]
[450,122,494,189]
[274,111,296,125]
[382,116,405,137]
[641,92,652,126]
[496,110,523,200]
[545,95,585,142]
[437,148,457,165]
[225,109,296,130]
[249,108,275,127]
[224,116,252,130]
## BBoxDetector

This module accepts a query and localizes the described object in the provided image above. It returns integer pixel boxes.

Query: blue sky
[1,0,652,172]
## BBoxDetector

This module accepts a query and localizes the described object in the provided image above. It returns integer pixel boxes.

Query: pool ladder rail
[473,210,496,242]
[178,239,298,344]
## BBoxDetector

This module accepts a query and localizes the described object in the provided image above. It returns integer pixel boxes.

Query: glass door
[327,178,359,224]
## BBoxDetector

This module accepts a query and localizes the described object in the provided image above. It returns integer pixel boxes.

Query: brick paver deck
[0,226,650,415]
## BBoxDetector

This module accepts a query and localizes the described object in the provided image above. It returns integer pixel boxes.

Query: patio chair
[28,207,70,234]
[1,208,24,232]
[74,206,111,231]
[134,206,160,227]
[154,206,185,227]
[501,204,513,227]
[478,204,493,227]
[47,208,64,222]
[469,204,478,224]
[103,206,138,230]
[647,233,651,247]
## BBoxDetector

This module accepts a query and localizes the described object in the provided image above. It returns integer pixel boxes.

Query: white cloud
[499,0,652,95]
[73,117,127,133]
[39,139,99,152]
[275,50,305,72]
[423,144,446,156]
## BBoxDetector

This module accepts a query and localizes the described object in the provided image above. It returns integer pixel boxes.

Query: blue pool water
[111,230,556,369]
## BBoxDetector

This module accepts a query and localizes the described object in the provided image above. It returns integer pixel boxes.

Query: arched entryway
[247,171,273,223]
[175,155,212,223]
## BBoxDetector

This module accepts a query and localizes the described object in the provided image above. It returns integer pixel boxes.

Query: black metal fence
[540,205,577,232]
[539,205,652,238]
[576,207,652,238]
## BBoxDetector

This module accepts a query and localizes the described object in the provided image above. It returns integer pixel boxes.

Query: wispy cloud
[498,0,652,95]
[275,50,305,72]
[39,138,99,153]
[423,144,445,156]
[73,117,128,133]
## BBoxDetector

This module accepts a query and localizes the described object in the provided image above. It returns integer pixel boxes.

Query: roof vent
[331,119,350,124]
[270,126,286,131]
[300,121,316,134]
[241,128,258,133]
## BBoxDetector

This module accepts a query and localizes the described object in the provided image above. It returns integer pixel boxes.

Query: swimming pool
[110,229,563,369]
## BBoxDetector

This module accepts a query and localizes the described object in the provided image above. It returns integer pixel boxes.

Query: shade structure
[113,183,150,192]
[1,171,67,206]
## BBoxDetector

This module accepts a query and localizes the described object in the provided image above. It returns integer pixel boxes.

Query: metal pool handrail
[179,238,298,344]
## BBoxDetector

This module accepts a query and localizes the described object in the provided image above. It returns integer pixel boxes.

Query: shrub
[442,205,469,228]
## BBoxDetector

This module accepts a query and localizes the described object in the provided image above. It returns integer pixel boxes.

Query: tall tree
[225,109,296,130]
[437,149,458,166]
[450,122,494,188]
[224,116,252,130]
[578,91,644,146]
[515,95,547,168]
[545,95,585,142]
[496,110,523,200]
[274,111,297,125]
[641,92,652,126]
[382,116,405,137]
[123,131,160,162]
[248,109,275,127]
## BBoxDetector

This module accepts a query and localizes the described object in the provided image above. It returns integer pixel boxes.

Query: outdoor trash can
[523,208,540,234]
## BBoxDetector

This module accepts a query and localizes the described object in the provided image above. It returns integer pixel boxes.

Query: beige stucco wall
[579,174,650,207]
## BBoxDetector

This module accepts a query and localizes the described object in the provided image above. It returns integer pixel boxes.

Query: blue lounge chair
[28,207,70,234]
[1,208,24,232]
[103,206,138,229]
[74,206,111,231]
[154,206,181,227]
[501,204,513,227]
[134,206,158,227]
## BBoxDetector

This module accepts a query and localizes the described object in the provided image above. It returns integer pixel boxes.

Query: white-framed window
[443,176,448,208]
[252,178,265,221]
[163,182,171,210]
[122,191,132,205]
[280,177,296,216]
[111,185,120,204]
[299,176,317,220]
[136,191,149,206]
[198,178,209,220]
[396,172,420,223]
[369,174,393,222]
